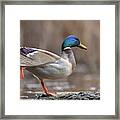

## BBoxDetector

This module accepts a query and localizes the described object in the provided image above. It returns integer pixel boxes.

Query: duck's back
[20,47,60,67]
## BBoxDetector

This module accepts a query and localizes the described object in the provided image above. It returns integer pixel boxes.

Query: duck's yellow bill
[78,43,87,50]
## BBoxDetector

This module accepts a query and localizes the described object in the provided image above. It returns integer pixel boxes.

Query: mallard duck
[20,35,87,96]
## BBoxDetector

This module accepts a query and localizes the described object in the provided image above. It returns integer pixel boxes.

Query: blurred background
[20,20,100,94]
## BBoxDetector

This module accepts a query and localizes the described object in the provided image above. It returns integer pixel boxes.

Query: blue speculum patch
[20,47,37,55]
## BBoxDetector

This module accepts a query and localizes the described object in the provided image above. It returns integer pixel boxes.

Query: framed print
[0,0,119,119]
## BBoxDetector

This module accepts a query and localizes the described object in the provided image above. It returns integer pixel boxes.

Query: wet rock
[21,91,100,100]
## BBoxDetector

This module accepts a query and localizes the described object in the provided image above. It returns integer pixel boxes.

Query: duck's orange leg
[20,67,26,80]
[40,79,55,96]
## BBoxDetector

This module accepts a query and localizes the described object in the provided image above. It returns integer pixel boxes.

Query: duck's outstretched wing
[20,47,60,67]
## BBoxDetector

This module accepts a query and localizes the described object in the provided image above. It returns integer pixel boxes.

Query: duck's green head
[62,35,87,51]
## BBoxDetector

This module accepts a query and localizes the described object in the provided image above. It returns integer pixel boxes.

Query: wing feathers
[20,47,60,67]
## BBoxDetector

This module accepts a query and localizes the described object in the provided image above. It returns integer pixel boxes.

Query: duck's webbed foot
[45,92,56,97]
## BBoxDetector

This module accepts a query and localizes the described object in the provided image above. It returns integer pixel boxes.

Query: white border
[5,5,115,115]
